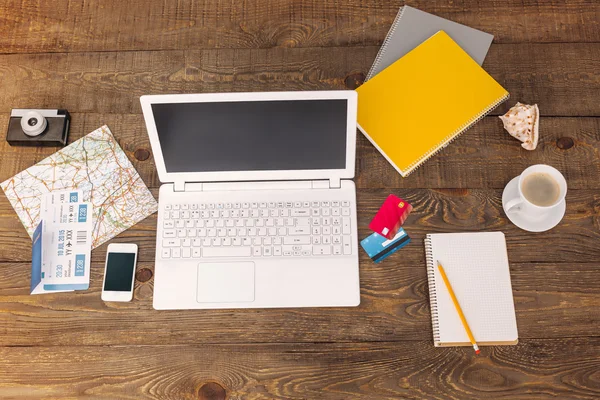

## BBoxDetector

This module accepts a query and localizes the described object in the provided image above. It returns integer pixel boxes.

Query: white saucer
[502,176,566,232]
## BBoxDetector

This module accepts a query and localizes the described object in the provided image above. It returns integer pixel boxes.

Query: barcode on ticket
[76,231,87,245]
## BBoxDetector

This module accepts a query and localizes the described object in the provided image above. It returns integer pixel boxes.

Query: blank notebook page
[426,232,518,345]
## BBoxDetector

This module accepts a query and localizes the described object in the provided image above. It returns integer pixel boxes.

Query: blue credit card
[360,228,411,263]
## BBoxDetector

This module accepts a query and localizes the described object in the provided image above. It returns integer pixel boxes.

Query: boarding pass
[30,190,92,294]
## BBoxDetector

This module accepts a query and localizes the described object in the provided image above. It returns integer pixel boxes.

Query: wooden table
[1,1,599,399]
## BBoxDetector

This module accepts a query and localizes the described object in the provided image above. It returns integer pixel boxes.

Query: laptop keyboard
[160,201,353,259]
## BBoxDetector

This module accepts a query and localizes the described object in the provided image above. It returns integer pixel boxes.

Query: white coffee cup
[504,164,567,219]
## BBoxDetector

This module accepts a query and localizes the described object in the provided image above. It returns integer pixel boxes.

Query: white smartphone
[101,243,138,302]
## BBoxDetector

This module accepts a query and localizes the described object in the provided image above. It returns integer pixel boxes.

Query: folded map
[1,125,158,248]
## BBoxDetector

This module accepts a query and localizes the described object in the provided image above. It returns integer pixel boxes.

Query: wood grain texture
[1,340,599,399]
[0,184,598,265]
[1,0,599,55]
[0,44,599,116]
[1,187,599,265]
[4,114,598,191]
[0,259,598,346]
[356,118,600,190]
[0,1,599,397]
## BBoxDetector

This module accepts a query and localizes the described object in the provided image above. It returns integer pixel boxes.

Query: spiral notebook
[356,31,509,177]
[367,5,494,80]
[425,232,518,347]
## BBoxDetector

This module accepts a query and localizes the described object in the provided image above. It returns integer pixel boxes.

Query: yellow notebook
[357,31,509,177]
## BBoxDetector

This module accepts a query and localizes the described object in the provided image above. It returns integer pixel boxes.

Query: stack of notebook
[357,6,509,177]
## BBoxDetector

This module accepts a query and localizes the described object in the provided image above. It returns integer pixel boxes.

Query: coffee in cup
[504,164,567,222]
[521,172,561,207]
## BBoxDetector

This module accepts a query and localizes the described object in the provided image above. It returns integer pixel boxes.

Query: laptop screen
[151,99,348,173]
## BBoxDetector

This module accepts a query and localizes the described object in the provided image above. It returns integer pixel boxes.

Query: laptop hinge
[173,180,190,192]
[312,178,341,189]
[175,180,340,191]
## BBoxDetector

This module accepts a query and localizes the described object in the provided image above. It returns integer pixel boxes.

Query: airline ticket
[31,191,92,294]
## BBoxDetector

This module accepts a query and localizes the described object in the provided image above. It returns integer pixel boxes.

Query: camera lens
[21,111,47,137]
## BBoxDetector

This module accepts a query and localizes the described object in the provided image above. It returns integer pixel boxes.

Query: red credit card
[369,194,412,239]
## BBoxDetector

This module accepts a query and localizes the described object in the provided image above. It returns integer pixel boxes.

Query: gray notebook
[367,6,494,80]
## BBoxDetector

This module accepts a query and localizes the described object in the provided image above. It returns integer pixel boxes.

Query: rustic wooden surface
[0,0,599,399]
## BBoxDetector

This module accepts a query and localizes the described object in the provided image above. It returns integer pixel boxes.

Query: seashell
[499,102,540,150]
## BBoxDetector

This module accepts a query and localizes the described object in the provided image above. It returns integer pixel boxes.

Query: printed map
[1,125,157,248]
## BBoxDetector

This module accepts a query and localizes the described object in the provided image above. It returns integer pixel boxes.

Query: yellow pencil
[437,261,480,354]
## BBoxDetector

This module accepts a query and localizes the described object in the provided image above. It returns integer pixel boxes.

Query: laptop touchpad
[197,262,255,303]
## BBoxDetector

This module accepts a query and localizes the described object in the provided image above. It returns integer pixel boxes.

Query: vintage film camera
[6,109,70,146]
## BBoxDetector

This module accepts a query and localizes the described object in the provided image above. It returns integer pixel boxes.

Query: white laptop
[141,91,360,310]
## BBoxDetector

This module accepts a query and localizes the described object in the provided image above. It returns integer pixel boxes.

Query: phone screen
[104,252,136,292]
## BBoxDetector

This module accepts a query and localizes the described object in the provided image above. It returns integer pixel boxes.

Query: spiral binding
[366,6,408,81]
[402,92,510,177]
[424,234,441,346]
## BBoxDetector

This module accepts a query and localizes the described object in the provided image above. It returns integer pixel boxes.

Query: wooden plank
[0,188,598,265]
[0,260,598,346]
[0,0,598,55]
[1,339,599,399]
[0,45,599,116]
[356,118,600,190]
[2,114,597,191]
[0,2,596,397]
